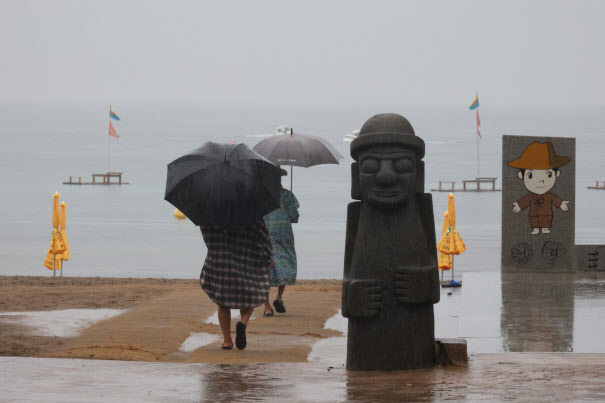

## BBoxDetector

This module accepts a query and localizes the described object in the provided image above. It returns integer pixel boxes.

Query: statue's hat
[351,113,425,160]
[507,142,571,169]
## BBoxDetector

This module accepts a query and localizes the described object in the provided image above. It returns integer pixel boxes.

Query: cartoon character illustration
[507,142,570,235]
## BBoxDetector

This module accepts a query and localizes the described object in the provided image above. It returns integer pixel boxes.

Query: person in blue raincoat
[262,168,300,316]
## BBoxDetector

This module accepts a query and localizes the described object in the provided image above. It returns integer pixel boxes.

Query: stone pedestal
[435,338,468,366]
[501,135,575,272]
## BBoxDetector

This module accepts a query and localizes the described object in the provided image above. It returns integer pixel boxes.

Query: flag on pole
[469,95,481,138]
[110,108,120,121]
[109,121,119,138]
[476,109,481,138]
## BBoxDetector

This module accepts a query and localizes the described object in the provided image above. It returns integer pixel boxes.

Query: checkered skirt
[199,219,272,309]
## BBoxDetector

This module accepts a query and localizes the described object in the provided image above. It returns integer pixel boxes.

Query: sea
[1,102,604,279]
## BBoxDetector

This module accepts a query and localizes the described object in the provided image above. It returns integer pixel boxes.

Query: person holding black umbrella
[262,168,300,317]
[165,142,281,350]
[200,219,274,349]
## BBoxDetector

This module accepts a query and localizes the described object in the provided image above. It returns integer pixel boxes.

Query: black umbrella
[164,142,281,227]
[252,129,343,190]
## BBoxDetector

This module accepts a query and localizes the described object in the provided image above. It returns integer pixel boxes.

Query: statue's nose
[376,160,397,186]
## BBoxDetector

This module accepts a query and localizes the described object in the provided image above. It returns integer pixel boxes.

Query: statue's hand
[560,201,569,211]
[512,202,521,213]
[344,280,382,318]
[395,266,440,305]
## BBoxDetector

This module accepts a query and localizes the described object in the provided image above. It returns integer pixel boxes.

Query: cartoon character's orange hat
[507,142,571,169]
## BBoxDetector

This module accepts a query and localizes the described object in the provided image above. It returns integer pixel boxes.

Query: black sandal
[273,300,286,313]
[235,321,247,350]
[221,344,233,350]
[263,309,274,317]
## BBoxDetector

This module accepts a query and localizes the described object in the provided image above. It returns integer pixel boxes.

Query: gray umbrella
[252,129,343,190]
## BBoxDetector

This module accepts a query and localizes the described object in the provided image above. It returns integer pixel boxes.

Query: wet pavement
[3,272,605,401]
[3,353,605,401]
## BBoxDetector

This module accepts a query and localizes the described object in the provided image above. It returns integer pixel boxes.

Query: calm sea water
[1,102,604,279]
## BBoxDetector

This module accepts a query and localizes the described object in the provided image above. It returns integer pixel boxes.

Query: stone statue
[342,113,440,371]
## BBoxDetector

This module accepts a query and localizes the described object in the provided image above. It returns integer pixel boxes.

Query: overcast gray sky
[1,0,604,105]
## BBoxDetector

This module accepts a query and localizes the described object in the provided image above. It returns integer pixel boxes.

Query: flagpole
[475,92,480,179]
[108,106,111,174]
[476,109,480,178]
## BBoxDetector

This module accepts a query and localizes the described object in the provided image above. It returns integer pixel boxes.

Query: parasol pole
[451,255,454,282]
[53,248,56,277]
[290,128,294,191]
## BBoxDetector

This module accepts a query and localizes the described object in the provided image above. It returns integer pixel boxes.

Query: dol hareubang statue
[342,113,440,371]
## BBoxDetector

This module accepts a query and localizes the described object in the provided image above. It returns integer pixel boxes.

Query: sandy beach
[0,276,342,363]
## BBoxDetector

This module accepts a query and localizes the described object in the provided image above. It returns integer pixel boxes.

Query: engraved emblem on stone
[542,241,566,264]
[511,242,534,264]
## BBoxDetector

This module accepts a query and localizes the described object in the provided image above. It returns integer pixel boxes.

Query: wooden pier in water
[431,177,501,192]
[63,172,129,185]
[587,180,605,190]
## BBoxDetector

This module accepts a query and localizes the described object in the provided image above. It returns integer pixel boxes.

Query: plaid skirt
[199,219,272,309]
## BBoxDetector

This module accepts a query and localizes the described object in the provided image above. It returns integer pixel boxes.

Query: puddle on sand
[205,310,241,325]
[0,309,126,337]
[308,309,347,366]
[179,332,219,352]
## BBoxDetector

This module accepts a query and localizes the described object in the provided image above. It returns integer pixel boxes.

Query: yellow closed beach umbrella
[43,192,66,276]
[56,201,70,263]
[437,194,466,256]
[438,211,453,272]
[437,193,466,283]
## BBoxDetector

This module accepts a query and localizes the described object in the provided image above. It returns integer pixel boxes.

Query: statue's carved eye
[393,158,414,173]
[361,158,379,174]
[527,172,533,179]
[547,171,553,178]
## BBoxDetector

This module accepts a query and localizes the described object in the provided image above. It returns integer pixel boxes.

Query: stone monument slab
[575,245,605,273]
[501,135,575,272]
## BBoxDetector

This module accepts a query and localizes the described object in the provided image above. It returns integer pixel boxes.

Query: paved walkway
[2,353,605,401]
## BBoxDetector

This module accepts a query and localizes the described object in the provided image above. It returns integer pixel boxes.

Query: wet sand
[0,276,342,363]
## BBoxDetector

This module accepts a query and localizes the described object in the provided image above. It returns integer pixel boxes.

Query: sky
[1,0,604,106]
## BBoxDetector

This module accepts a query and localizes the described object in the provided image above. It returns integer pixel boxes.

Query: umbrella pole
[290,165,293,191]
[61,261,63,277]
[53,253,56,277]
[451,255,454,282]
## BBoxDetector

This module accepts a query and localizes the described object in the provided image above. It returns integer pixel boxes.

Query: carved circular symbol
[511,242,534,264]
[542,241,566,265]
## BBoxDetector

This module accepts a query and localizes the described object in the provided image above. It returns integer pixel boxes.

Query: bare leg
[277,285,286,301]
[240,307,254,325]
[217,306,233,348]
[264,298,273,314]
